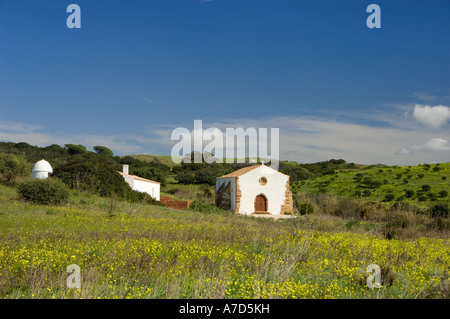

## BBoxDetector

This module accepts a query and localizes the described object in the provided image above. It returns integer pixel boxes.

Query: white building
[215,164,293,216]
[32,159,53,179]
[118,165,160,201]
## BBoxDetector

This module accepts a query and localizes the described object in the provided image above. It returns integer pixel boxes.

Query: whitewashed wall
[237,165,289,215]
[133,179,160,201]
[122,174,160,201]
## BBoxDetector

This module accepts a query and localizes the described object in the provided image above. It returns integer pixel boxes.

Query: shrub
[360,177,382,189]
[384,194,395,202]
[429,203,449,219]
[298,202,314,215]
[0,153,31,185]
[175,171,195,185]
[17,178,69,205]
[418,196,427,202]
[418,173,425,179]
[428,217,450,232]
[421,184,431,192]
[439,190,448,198]
[362,190,371,197]
[404,189,415,198]
[442,176,447,181]
[189,201,227,214]
[386,211,410,228]
[353,173,363,183]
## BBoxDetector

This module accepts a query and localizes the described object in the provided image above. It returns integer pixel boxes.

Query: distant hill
[291,162,450,209]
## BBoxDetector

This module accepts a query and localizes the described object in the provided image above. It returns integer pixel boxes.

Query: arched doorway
[254,194,268,213]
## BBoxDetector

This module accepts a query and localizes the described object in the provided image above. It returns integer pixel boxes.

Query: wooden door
[254,194,267,212]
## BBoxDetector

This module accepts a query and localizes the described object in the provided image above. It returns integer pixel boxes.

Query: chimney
[123,165,129,175]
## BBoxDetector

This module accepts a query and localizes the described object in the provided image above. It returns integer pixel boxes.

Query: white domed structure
[32,159,53,179]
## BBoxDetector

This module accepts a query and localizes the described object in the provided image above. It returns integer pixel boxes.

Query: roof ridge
[117,171,160,184]
[218,164,261,178]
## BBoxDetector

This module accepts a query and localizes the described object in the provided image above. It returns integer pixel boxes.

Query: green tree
[93,146,114,157]
[64,144,87,155]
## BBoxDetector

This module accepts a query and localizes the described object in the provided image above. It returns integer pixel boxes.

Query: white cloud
[397,138,450,154]
[412,104,450,129]
[2,113,450,166]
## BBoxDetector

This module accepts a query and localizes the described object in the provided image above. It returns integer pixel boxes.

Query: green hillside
[291,162,450,209]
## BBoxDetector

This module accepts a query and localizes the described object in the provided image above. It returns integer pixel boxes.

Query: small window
[259,177,267,185]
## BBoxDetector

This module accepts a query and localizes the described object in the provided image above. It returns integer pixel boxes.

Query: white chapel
[215,164,293,216]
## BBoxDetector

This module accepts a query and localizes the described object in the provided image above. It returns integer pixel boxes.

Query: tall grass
[293,192,449,240]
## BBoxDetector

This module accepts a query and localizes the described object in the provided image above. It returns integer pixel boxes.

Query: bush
[17,178,69,205]
[386,211,410,228]
[439,190,448,198]
[384,194,395,202]
[404,189,415,198]
[298,202,314,215]
[430,203,449,219]
[189,201,227,214]
[0,153,31,185]
[421,184,431,192]
[362,190,372,197]
[418,196,427,202]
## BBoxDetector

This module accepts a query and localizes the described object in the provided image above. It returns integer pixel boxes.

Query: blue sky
[1,0,450,165]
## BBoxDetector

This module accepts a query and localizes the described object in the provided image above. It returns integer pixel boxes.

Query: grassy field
[291,163,450,209]
[0,184,449,299]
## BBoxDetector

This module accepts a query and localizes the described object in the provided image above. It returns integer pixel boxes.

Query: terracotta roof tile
[218,164,262,178]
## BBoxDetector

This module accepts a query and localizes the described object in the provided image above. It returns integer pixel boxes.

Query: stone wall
[160,196,192,210]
